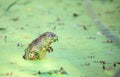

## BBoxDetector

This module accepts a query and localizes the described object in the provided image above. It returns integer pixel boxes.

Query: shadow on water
[113,69,120,77]
[85,0,120,48]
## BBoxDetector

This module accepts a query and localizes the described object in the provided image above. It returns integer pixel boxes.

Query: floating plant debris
[11,17,19,21]
[17,42,24,47]
[104,39,113,43]
[84,63,90,66]
[21,27,24,30]
[113,63,116,67]
[5,0,18,12]
[88,56,95,58]
[105,10,115,14]
[0,27,6,30]
[4,36,7,42]
[33,67,68,75]
[102,65,106,70]
[73,13,79,17]
[109,0,114,2]
[77,2,82,6]
[83,25,87,30]
[98,13,101,16]
[87,37,96,39]
[0,72,13,76]
[10,62,17,64]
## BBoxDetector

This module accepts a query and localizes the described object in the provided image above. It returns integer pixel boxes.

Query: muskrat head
[42,32,58,43]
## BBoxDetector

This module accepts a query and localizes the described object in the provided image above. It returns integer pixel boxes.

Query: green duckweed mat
[0,0,120,77]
